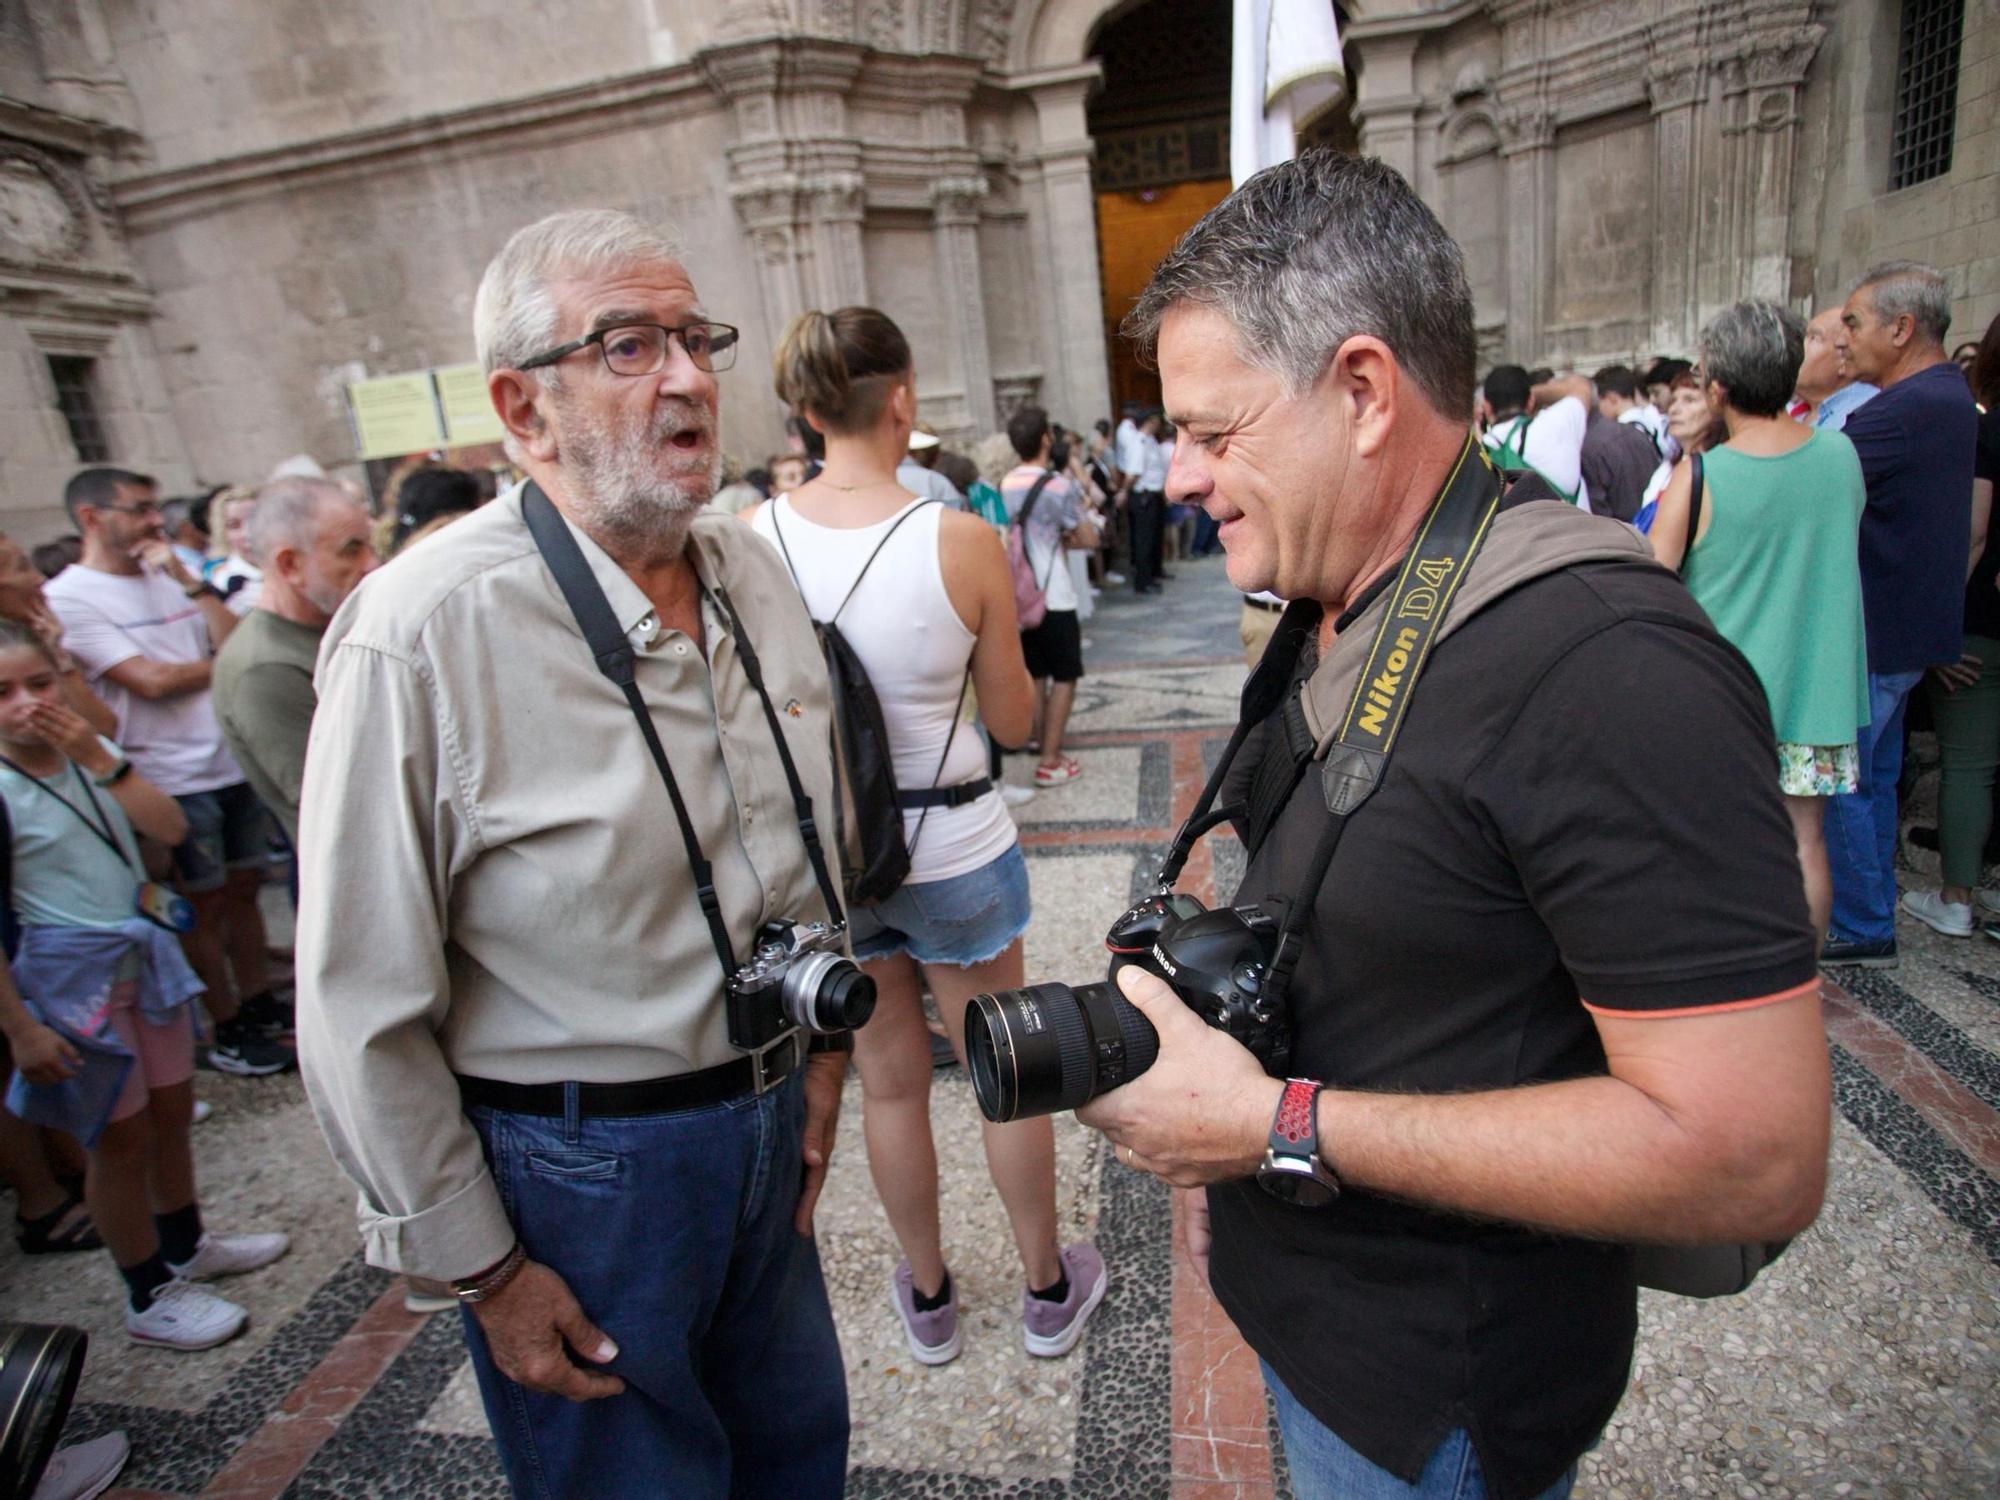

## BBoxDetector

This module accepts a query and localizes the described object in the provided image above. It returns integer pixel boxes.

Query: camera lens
[782,951,878,1033]
[964,981,1159,1122]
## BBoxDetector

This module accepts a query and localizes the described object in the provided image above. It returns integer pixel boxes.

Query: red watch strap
[1269,1077,1321,1152]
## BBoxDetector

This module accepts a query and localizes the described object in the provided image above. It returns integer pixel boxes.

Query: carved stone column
[1352,35,1423,184]
[804,170,867,310]
[1008,63,1111,431]
[1714,24,1825,305]
[1497,102,1556,362]
[932,174,995,433]
[1646,56,1706,353]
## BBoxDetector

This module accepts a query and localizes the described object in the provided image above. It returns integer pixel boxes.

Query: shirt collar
[534,491,729,651]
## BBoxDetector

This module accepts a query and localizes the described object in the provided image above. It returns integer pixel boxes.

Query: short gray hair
[247,476,355,566]
[1853,259,1952,346]
[1123,151,1477,419]
[1697,300,1804,419]
[473,209,686,376]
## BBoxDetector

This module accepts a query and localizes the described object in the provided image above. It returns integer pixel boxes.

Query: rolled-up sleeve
[294,639,514,1281]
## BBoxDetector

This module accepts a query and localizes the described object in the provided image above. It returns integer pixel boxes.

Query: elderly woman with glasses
[1648,302,1870,937]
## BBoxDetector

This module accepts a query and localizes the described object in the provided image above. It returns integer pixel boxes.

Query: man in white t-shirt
[1001,407,1087,787]
[44,469,292,1077]
[1479,365,1589,510]
[1592,363,1675,459]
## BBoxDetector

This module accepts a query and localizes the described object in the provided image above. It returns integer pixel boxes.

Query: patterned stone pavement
[2,552,1995,1498]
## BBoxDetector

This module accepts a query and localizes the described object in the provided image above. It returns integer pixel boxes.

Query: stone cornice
[1345,0,1489,43]
[113,62,709,219]
[0,95,142,159]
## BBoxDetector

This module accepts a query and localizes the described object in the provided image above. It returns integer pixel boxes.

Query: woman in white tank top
[750,308,1109,1365]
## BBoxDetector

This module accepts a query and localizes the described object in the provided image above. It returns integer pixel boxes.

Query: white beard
[559,399,721,561]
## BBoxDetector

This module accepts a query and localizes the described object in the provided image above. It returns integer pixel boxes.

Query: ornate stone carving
[714,0,793,43]
[970,0,1012,68]
[0,145,91,264]
[864,0,905,52]
[993,371,1042,420]
[930,173,989,224]
[1497,102,1555,155]
[807,170,866,221]
[1646,58,1704,114]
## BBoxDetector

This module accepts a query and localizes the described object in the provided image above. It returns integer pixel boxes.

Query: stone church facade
[2,0,1994,535]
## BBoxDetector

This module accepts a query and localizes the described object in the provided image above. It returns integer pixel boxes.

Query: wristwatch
[1256,1078,1340,1208]
[181,578,221,601]
[92,758,134,788]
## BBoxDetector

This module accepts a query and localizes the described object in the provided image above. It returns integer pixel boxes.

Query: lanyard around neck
[520,483,846,983]
[0,754,136,875]
[1149,437,1504,1003]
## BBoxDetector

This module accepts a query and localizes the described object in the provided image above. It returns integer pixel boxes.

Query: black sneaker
[1820,934,1898,968]
[209,1018,296,1076]
[237,991,295,1039]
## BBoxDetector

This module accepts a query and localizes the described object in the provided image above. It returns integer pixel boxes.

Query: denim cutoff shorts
[850,843,1031,967]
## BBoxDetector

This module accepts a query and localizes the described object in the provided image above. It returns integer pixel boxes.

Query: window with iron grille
[46,356,110,463]
[1890,0,1964,191]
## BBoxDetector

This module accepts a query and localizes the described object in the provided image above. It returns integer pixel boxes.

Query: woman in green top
[1650,301,1870,939]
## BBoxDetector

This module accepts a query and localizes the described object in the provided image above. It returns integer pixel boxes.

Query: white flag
[1230,0,1347,188]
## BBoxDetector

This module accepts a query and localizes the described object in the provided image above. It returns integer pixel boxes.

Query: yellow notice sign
[348,372,444,459]
[436,362,504,448]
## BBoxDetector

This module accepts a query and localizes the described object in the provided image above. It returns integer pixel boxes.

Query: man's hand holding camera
[1076,966,1284,1188]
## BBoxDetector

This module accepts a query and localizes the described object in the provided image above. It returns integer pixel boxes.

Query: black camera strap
[1157,436,1504,1007]
[521,483,845,984]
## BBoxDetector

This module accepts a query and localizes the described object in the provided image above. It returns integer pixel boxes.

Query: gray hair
[247,476,356,566]
[1852,259,1952,346]
[473,209,686,377]
[1697,300,1804,419]
[1123,151,1477,419]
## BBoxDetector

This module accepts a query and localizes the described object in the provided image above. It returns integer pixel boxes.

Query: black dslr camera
[964,892,1289,1123]
[727,919,876,1086]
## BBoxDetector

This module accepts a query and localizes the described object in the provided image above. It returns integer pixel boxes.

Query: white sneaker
[1899,888,1974,937]
[191,1099,213,1124]
[167,1229,290,1281]
[30,1430,128,1500]
[1977,890,2000,917]
[126,1280,247,1350]
[1104,571,1126,584]
[1000,783,1036,807]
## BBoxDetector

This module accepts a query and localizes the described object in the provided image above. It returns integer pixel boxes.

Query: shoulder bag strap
[1679,453,1705,578]
[1014,472,1054,534]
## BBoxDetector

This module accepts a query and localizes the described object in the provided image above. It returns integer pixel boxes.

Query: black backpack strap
[1679,453,1705,577]
[1014,472,1055,534]
[831,501,939,623]
[707,586,848,927]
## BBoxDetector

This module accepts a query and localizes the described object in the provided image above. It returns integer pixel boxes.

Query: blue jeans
[462,1072,849,1499]
[1824,668,1926,942]
[1265,1363,1574,1500]
[849,844,1031,966]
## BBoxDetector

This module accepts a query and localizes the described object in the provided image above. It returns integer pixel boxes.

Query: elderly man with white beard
[294,210,857,1498]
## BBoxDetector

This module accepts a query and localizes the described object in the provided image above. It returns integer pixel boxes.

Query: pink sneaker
[890,1260,962,1365]
[1022,1242,1108,1357]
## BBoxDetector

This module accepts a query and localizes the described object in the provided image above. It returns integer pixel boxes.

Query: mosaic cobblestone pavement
[1,553,1995,1498]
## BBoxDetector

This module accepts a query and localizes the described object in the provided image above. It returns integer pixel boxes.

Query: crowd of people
[0,145,1991,1499]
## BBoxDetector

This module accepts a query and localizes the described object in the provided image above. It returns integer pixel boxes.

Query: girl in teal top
[1650,301,1870,941]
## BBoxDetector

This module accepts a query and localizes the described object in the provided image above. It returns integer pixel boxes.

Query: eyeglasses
[518,321,740,377]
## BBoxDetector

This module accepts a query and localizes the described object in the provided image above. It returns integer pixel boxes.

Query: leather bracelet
[452,1241,527,1304]
[806,1031,854,1055]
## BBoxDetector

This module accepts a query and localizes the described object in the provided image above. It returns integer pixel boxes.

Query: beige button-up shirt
[294,490,836,1281]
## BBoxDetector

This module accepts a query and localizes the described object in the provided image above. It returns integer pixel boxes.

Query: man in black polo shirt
[1077,151,1830,1500]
